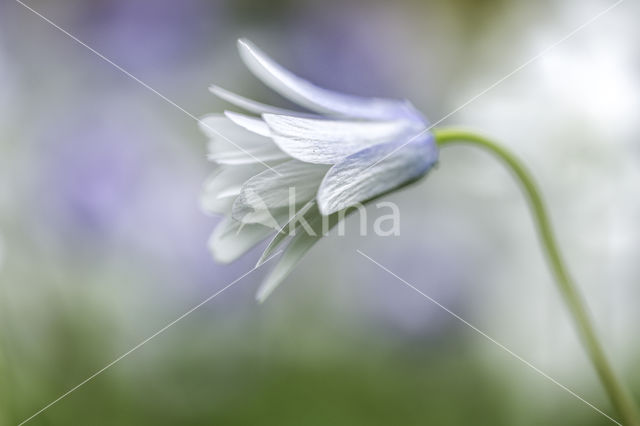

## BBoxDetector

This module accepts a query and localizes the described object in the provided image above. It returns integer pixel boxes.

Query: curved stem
[434,127,640,425]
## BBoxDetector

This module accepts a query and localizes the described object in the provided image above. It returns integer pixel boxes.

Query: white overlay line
[356,249,621,425]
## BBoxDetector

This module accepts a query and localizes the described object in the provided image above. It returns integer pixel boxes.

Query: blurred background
[1,0,639,424]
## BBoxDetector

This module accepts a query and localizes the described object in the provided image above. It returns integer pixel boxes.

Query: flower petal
[317,133,438,215]
[224,111,271,137]
[208,142,289,165]
[200,165,264,215]
[237,38,421,121]
[232,160,329,224]
[262,114,417,164]
[255,206,324,302]
[255,230,318,302]
[209,85,296,115]
[199,114,265,144]
[200,114,288,165]
[208,217,274,263]
[255,200,316,266]
[255,203,352,301]
[255,201,363,300]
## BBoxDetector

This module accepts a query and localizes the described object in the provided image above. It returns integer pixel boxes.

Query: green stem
[434,127,640,425]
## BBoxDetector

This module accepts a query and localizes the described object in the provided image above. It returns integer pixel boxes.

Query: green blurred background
[1,0,639,424]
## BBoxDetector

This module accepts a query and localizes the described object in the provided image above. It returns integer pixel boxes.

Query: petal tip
[237,38,255,56]
[316,197,333,217]
[211,252,233,264]
[237,37,251,47]
[208,84,223,96]
[255,279,276,303]
[209,241,234,264]
[255,289,268,304]
[316,180,341,216]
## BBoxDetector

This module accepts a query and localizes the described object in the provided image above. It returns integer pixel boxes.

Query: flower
[200,39,438,301]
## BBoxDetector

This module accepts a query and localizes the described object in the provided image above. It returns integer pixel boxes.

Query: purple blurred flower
[80,0,219,72]
[357,245,468,336]
[289,3,408,96]
[43,110,145,233]
[0,42,15,118]
[38,100,217,284]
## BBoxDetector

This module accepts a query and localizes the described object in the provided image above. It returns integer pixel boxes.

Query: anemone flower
[200,39,438,301]
[198,39,640,424]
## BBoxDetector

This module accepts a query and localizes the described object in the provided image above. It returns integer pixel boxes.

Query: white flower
[200,39,438,301]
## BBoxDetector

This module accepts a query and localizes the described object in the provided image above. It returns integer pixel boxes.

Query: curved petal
[200,165,264,215]
[208,218,273,263]
[207,142,289,165]
[237,38,422,121]
[255,204,347,302]
[224,111,271,137]
[232,160,329,224]
[317,133,438,215]
[200,114,289,165]
[255,200,316,266]
[199,114,265,143]
[255,224,319,302]
[209,85,296,115]
[263,113,416,164]
[255,206,320,302]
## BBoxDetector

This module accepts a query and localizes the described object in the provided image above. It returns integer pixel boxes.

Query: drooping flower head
[201,39,438,300]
